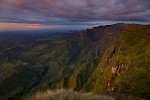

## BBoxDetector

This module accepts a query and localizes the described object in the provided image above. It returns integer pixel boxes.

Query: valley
[0,24,149,100]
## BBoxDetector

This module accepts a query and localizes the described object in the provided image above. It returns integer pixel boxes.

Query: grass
[26,89,115,100]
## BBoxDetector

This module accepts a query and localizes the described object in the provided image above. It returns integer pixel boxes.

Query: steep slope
[0,24,124,99]
[0,24,149,99]
[83,24,150,98]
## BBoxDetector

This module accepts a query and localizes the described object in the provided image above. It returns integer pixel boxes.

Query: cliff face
[0,24,149,99]
[68,24,125,91]
[83,24,150,98]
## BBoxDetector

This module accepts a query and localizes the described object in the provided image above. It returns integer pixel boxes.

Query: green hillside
[83,24,150,98]
[0,24,149,99]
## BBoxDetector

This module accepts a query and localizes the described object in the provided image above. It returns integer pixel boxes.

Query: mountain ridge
[0,23,149,99]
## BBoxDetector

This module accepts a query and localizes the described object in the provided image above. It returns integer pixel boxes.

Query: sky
[0,0,150,31]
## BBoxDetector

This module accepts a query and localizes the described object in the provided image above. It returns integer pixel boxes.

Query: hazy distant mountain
[0,24,149,100]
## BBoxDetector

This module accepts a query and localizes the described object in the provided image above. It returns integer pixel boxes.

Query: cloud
[0,0,150,26]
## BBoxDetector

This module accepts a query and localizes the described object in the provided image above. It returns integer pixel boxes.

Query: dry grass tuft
[26,89,115,100]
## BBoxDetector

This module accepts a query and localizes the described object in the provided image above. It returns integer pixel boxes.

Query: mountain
[0,24,149,100]
[82,24,150,98]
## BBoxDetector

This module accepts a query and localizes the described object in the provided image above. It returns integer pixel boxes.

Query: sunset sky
[0,0,150,31]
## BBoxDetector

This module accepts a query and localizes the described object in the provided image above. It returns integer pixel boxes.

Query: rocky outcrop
[91,24,150,98]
